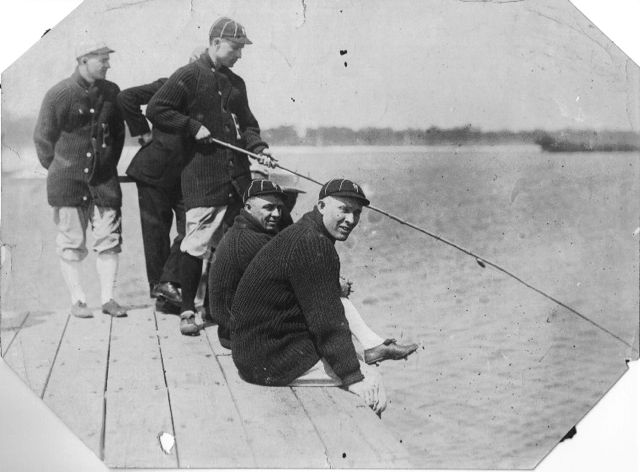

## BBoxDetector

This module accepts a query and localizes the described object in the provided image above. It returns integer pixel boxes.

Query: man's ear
[317,200,326,213]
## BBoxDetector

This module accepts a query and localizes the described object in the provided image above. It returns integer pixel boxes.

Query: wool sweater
[209,210,277,346]
[34,69,125,208]
[146,53,268,209]
[118,78,186,189]
[231,208,364,387]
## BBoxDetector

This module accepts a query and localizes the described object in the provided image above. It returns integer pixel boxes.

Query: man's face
[84,54,111,81]
[245,194,285,233]
[317,196,363,241]
[211,39,244,68]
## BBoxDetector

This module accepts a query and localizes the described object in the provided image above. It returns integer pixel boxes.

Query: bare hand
[256,148,277,168]
[138,131,153,146]
[339,276,353,298]
[195,125,211,141]
[347,367,387,414]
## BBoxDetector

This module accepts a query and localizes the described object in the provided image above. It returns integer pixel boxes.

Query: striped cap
[243,179,287,203]
[209,17,252,44]
[319,179,370,206]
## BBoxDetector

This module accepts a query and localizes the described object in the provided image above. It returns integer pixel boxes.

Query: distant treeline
[3,114,639,151]
[262,125,640,150]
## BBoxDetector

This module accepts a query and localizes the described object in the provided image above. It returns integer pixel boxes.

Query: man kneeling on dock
[230,179,416,413]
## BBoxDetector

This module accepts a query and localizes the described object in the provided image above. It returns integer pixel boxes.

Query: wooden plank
[103,307,177,468]
[0,310,30,356]
[293,386,412,468]
[217,355,330,468]
[155,310,256,468]
[2,310,69,397]
[202,322,231,356]
[42,312,112,457]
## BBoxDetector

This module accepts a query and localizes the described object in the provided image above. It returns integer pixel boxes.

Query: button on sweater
[231,208,364,387]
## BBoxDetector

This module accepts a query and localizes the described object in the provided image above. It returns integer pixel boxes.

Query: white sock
[59,259,86,304]
[96,252,119,305]
[341,298,385,350]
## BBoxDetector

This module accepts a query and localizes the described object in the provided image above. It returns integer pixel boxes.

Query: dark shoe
[218,325,231,350]
[102,299,128,317]
[364,338,419,365]
[71,301,93,318]
[152,282,182,305]
[155,298,180,315]
[180,310,199,336]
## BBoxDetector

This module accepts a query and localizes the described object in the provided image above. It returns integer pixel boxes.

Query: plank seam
[203,330,258,467]
[40,312,71,398]
[99,315,114,461]
[153,307,181,466]
[1,311,30,356]
[291,387,334,468]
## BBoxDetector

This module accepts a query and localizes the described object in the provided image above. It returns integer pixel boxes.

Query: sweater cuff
[188,119,202,137]
[340,370,365,388]
[252,144,268,155]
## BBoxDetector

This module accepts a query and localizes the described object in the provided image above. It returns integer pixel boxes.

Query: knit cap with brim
[243,179,288,203]
[318,178,370,206]
[209,17,252,44]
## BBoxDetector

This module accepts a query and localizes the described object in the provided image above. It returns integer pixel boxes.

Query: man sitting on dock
[211,179,418,366]
[230,179,417,413]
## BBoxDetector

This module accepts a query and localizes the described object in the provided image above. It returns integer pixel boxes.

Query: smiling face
[317,196,364,241]
[245,194,285,233]
[210,38,244,68]
[80,53,111,82]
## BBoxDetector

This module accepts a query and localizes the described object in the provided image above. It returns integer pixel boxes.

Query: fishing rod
[207,135,637,352]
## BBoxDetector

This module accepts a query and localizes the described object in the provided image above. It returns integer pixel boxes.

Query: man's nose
[344,213,355,225]
[271,207,281,218]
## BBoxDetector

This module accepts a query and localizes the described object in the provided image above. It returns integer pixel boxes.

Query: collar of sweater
[234,209,277,235]
[199,53,229,74]
[300,207,337,244]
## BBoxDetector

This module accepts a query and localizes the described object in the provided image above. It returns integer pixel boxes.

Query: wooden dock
[1,305,410,469]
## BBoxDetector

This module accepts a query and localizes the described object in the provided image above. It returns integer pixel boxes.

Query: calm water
[2,145,638,468]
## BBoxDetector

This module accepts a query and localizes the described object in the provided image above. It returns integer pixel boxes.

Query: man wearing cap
[147,17,274,334]
[207,179,287,342]
[231,179,418,414]
[34,42,127,318]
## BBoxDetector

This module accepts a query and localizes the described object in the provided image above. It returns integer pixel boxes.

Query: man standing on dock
[146,17,275,335]
[34,42,127,318]
[231,179,409,414]
[117,48,206,313]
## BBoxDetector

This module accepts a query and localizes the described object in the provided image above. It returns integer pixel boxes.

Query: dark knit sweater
[34,69,125,208]
[118,78,186,189]
[146,53,268,209]
[209,210,276,344]
[231,208,364,387]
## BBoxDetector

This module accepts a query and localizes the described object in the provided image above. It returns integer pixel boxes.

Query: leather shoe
[180,310,200,336]
[364,338,418,365]
[71,301,93,318]
[155,298,180,315]
[152,282,182,305]
[102,299,128,317]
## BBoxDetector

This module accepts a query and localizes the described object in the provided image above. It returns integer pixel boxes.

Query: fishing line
[207,136,638,352]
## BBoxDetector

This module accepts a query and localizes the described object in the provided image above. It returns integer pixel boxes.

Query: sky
[1,0,639,135]
[0,2,639,472]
